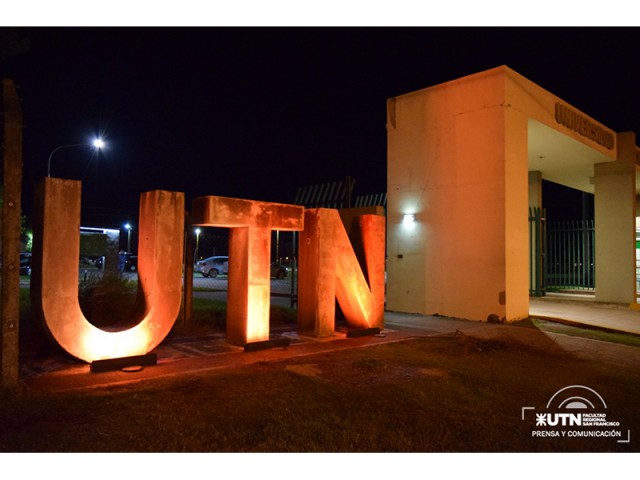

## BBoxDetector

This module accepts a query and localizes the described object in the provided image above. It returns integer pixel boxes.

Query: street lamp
[47,138,105,177]
[124,223,132,253]
[195,228,201,261]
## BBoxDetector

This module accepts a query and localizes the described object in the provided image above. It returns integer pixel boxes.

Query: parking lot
[191,274,296,308]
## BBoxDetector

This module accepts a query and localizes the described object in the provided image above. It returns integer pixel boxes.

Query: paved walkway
[21,298,640,394]
[529,294,640,335]
[383,311,640,371]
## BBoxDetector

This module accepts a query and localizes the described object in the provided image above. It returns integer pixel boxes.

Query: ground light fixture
[47,138,105,177]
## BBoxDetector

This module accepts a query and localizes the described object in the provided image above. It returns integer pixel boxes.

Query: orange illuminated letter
[32,178,184,363]
[191,196,304,345]
[298,208,385,336]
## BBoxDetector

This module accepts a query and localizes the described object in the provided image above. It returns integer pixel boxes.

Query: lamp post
[124,223,132,253]
[195,228,201,262]
[47,138,104,177]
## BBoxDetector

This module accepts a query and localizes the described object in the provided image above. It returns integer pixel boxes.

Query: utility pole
[182,212,194,325]
[1,79,23,390]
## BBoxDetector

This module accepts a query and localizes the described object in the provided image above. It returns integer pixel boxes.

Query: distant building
[80,226,119,274]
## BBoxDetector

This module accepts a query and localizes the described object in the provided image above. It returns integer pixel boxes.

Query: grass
[171,297,297,336]
[2,328,639,453]
[10,286,639,453]
[531,318,640,348]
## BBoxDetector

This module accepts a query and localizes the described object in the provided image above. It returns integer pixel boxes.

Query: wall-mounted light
[402,214,416,227]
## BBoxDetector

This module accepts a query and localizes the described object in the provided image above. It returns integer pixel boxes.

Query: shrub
[78,273,139,328]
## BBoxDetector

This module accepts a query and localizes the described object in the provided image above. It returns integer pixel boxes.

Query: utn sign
[32,178,385,363]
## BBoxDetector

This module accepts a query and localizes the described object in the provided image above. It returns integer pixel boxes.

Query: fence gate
[546,218,595,292]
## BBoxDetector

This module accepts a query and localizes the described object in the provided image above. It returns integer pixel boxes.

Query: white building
[386,66,637,322]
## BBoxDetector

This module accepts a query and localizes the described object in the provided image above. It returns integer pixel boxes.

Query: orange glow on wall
[298,209,385,336]
[192,196,304,345]
[32,178,184,363]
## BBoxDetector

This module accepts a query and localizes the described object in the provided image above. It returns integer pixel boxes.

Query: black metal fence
[528,207,546,296]
[546,219,595,291]
[529,208,596,294]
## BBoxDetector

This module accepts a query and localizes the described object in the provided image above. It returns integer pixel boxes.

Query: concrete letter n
[298,209,385,336]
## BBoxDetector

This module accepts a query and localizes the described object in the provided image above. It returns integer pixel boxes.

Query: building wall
[387,67,528,321]
[386,65,632,321]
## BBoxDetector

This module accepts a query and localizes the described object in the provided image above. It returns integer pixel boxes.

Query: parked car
[93,253,137,272]
[19,252,31,276]
[195,256,229,278]
[271,263,288,279]
[120,253,137,272]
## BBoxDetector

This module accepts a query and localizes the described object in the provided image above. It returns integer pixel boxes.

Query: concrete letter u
[32,178,184,363]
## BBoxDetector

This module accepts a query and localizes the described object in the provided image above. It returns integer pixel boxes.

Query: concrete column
[528,171,543,209]
[504,109,531,320]
[227,226,271,345]
[594,132,637,304]
[297,210,338,337]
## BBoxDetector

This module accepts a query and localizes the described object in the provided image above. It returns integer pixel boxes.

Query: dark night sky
[3,26,640,227]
